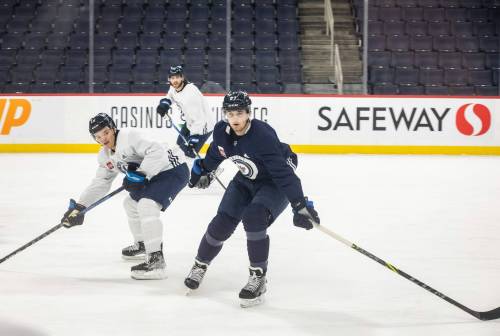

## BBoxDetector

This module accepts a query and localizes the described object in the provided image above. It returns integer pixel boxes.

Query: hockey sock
[246,233,269,272]
[196,212,239,264]
[123,195,144,243]
[137,198,163,254]
[242,204,272,272]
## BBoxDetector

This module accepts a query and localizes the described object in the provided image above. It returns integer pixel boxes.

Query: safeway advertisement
[0,95,498,152]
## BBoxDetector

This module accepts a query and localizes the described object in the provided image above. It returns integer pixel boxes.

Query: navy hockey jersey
[203,119,304,203]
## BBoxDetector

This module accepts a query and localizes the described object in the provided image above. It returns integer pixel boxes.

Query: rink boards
[0,93,498,155]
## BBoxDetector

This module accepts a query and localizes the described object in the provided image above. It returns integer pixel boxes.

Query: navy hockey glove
[123,170,147,192]
[61,199,86,228]
[291,197,320,230]
[187,134,202,151]
[189,158,212,189]
[156,98,172,117]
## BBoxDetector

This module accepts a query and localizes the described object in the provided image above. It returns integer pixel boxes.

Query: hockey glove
[61,199,86,228]
[187,134,201,150]
[291,197,320,230]
[156,98,172,117]
[189,158,212,189]
[123,170,147,192]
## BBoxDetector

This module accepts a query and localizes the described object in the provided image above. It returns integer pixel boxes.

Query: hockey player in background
[156,65,215,159]
[60,113,189,280]
[184,91,320,307]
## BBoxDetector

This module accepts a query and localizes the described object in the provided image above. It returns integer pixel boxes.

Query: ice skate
[184,259,208,295]
[130,250,166,280]
[121,241,146,260]
[239,266,267,308]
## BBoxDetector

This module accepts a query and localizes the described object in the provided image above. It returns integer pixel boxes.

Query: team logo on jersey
[218,146,227,158]
[230,155,258,180]
[106,161,114,170]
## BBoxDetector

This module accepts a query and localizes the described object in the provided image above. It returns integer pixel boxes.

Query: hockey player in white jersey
[156,65,215,158]
[60,113,189,280]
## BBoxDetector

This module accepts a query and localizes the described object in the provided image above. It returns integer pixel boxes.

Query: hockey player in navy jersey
[184,91,320,307]
[60,113,189,280]
[156,65,215,158]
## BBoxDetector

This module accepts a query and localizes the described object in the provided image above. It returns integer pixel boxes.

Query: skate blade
[240,295,265,308]
[131,269,167,280]
[122,254,146,261]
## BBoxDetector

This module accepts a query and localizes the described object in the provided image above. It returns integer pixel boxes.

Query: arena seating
[0,0,302,93]
[352,0,499,95]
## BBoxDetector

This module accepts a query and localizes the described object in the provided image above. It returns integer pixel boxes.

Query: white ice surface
[0,154,499,336]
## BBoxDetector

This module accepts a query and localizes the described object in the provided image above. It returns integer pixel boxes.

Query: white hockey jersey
[166,82,215,135]
[78,128,185,207]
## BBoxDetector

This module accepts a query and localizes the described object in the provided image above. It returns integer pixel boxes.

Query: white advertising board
[0,94,498,154]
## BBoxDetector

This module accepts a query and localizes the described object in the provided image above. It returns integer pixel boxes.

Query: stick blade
[477,307,500,321]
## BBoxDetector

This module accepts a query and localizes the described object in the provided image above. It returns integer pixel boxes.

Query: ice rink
[1,153,499,336]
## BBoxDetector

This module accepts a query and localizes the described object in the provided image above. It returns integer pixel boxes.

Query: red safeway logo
[456,103,491,136]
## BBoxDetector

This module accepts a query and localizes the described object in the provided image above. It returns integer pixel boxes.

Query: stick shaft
[0,186,125,264]
[314,224,499,320]
[166,114,227,190]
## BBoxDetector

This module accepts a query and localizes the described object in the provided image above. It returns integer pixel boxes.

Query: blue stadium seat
[131,83,157,93]
[258,82,282,93]
[59,65,84,83]
[34,66,59,83]
[468,69,492,86]
[391,51,414,68]
[159,49,183,67]
[255,50,278,67]
[184,49,205,65]
[108,65,132,83]
[462,52,485,69]
[415,51,439,68]
[395,68,419,85]
[256,66,280,83]
[419,68,444,85]
[399,85,424,94]
[132,65,158,83]
[444,68,468,86]
[65,50,87,66]
[94,50,112,67]
[371,83,399,94]
[113,49,135,66]
[106,83,131,93]
[139,34,162,50]
[135,50,158,66]
[424,85,449,94]
[69,33,89,50]
[456,37,479,53]
[186,34,207,50]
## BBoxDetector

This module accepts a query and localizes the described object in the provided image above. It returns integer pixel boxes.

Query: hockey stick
[165,113,227,190]
[314,224,500,321]
[0,186,126,265]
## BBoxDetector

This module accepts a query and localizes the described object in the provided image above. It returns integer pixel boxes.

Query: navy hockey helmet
[168,65,184,78]
[89,113,116,138]
[222,91,252,113]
